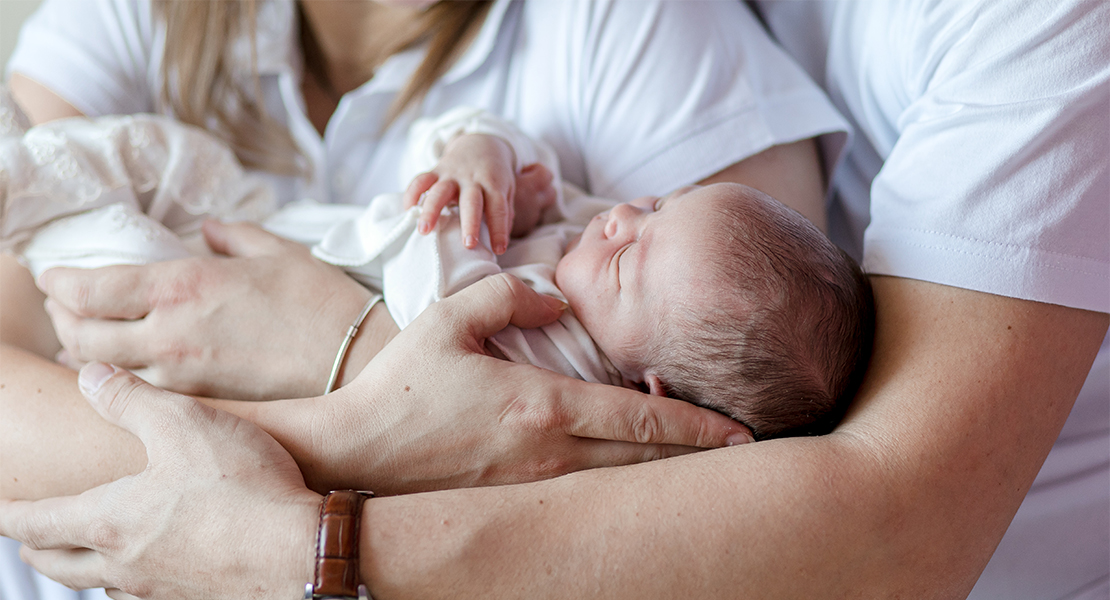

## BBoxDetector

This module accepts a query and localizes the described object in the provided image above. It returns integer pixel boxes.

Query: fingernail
[79,362,117,396]
[465,235,478,249]
[418,221,430,235]
[494,242,507,255]
[726,431,755,446]
[542,295,568,313]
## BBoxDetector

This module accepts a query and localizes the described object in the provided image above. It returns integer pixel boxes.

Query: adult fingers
[20,547,109,592]
[44,300,147,368]
[556,379,753,448]
[572,439,703,471]
[0,497,96,551]
[202,219,291,258]
[403,172,439,209]
[76,363,213,462]
[458,184,484,250]
[432,274,566,342]
[417,178,459,234]
[38,265,154,320]
[54,348,87,371]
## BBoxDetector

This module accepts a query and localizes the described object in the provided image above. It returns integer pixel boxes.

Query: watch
[304,490,374,600]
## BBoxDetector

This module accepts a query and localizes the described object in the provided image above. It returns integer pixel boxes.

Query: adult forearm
[0,255,144,499]
[360,279,1109,598]
[0,345,147,499]
[0,344,369,500]
[363,438,883,599]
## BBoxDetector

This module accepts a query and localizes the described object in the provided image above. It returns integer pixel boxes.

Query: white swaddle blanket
[0,100,622,598]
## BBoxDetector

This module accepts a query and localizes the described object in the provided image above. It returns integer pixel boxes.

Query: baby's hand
[403,133,516,255]
[510,163,557,238]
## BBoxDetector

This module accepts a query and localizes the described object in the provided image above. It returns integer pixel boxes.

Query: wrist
[269,490,324,600]
[338,300,400,389]
[305,490,375,599]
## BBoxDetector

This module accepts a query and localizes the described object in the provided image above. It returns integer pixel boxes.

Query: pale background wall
[1,0,43,73]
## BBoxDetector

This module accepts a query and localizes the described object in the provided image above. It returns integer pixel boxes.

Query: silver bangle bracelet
[324,294,383,395]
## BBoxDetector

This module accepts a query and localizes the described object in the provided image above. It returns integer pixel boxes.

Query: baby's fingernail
[726,431,755,446]
[494,242,507,255]
[418,221,430,235]
[79,362,117,396]
[465,235,478,249]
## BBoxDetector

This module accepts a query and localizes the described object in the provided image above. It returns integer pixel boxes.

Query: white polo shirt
[753,1,1109,598]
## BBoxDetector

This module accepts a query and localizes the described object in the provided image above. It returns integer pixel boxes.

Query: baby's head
[555,183,874,440]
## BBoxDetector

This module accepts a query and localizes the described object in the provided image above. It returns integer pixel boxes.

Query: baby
[1,96,872,440]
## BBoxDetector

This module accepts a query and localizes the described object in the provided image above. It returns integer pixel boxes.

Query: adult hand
[0,362,320,600]
[293,273,753,495]
[38,220,373,401]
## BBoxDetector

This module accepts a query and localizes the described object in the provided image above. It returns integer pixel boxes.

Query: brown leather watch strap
[309,490,373,599]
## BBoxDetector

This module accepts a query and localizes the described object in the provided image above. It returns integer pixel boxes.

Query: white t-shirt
[752,1,1109,598]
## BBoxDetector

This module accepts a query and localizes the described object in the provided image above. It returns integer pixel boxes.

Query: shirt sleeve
[518,0,849,200]
[860,0,1110,312]
[5,0,157,117]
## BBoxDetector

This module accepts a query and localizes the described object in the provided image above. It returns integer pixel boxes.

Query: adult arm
[364,278,1107,598]
[3,277,1105,598]
[1,271,748,501]
[8,73,83,124]
[699,137,826,231]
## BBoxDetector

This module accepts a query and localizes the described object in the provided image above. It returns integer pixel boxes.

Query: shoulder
[12,0,155,52]
[6,0,157,116]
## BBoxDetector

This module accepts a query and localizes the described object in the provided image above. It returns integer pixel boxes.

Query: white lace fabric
[0,85,275,276]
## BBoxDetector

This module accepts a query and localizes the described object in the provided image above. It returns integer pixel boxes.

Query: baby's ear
[644,372,668,397]
[620,372,670,397]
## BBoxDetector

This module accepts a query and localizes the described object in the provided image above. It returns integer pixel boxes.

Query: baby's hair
[649,187,874,440]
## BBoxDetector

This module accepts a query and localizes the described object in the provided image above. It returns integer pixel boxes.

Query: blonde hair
[156,0,490,175]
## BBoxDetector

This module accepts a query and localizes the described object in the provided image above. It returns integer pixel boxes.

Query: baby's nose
[604,203,641,240]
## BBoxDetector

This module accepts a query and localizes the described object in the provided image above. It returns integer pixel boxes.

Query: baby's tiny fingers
[419,179,460,234]
[404,172,439,209]
[484,188,512,255]
[459,185,485,249]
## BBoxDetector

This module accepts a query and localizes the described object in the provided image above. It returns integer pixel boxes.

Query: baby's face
[555,184,729,383]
